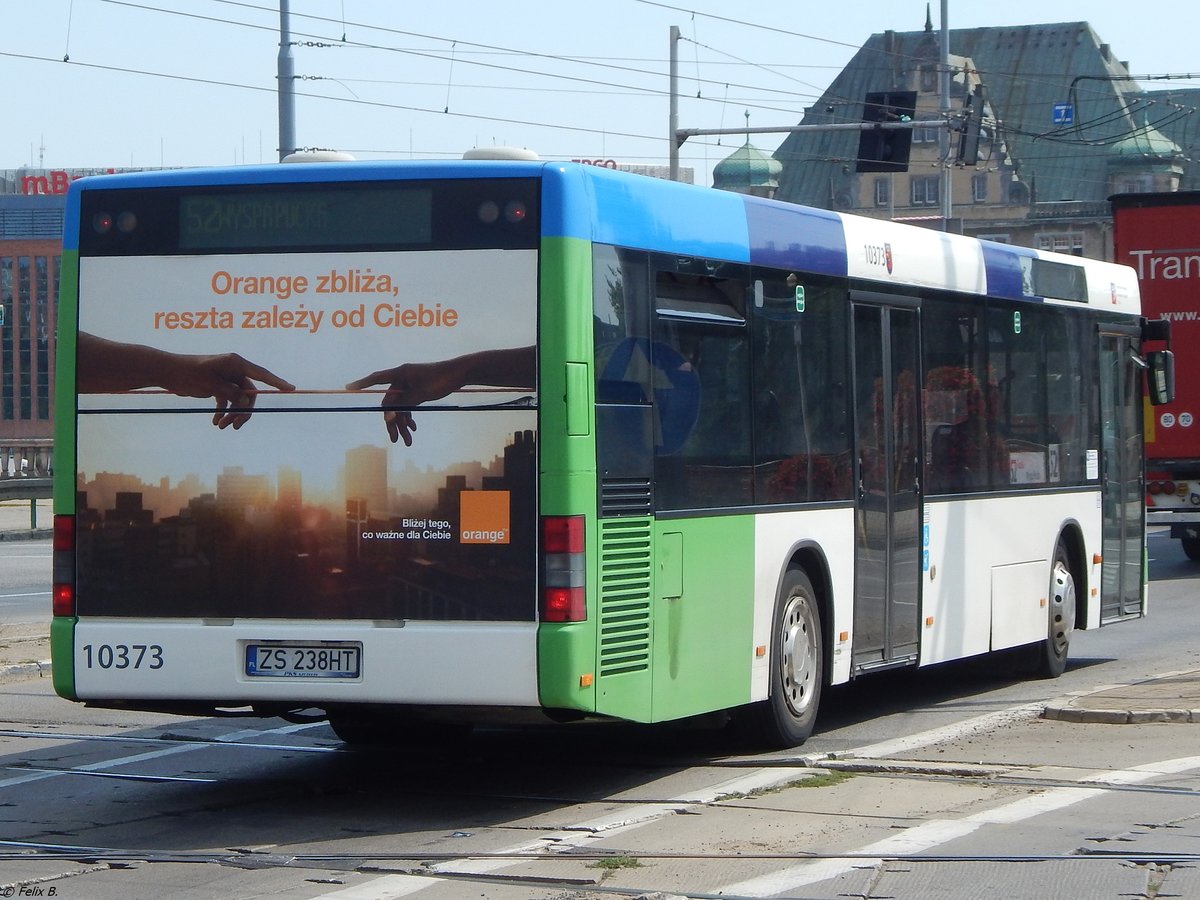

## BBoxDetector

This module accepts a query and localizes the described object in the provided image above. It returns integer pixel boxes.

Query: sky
[3,1,1199,187]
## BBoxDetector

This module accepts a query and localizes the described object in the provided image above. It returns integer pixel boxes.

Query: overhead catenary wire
[19,0,1200,181]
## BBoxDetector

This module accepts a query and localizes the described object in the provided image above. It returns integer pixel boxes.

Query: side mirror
[1148,349,1175,406]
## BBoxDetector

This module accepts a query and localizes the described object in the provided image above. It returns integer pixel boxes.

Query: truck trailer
[1112,191,1199,558]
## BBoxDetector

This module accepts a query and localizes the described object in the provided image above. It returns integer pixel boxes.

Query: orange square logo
[460,490,510,544]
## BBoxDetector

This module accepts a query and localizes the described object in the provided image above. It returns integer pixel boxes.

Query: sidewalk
[1042,668,1200,724]
[0,497,52,540]
[0,499,53,679]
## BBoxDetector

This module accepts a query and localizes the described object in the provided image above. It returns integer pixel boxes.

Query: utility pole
[939,0,952,225]
[669,26,680,182]
[277,0,297,161]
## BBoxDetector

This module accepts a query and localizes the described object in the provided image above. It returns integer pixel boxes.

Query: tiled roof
[775,22,1185,206]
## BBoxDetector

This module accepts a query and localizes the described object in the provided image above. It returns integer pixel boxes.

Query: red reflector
[542,586,585,623]
[53,583,75,617]
[53,514,75,552]
[542,516,584,554]
[53,515,77,616]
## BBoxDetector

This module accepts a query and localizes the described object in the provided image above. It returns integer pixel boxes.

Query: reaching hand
[75,333,296,430]
[345,360,464,445]
[168,352,297,430]
[346,347,535,445]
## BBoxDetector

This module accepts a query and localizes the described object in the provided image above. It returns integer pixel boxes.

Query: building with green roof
[772,16,1199,260]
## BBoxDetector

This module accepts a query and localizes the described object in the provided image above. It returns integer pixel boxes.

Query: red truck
[1112,191,1198,558]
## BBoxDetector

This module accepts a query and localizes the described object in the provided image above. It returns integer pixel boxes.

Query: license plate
[245,643,361,678]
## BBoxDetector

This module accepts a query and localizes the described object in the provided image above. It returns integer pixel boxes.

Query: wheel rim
[779,592,819,718]
[1049,559,1076,657]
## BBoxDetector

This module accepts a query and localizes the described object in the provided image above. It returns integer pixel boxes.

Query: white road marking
[717,755,1200,897]
[318,875,442,899]
[0,721,323,789]
[315,699,1199,899]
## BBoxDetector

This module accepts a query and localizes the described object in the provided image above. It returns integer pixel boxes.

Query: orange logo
[460,491,510,544]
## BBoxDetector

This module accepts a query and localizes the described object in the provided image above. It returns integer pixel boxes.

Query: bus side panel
[52,250,79,515]
[535,235,604,715]
[50,618,77,700]
[650,514,754,722]
[920,491,1101,665]
[752,508,857,695]
[51,247,79,701]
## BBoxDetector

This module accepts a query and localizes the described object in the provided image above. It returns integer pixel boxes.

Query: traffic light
[956,85,985,166]
[856,91,917,173]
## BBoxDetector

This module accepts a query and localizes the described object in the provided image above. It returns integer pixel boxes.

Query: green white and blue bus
[51,157,1173,747]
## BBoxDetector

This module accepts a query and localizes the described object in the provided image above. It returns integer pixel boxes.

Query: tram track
[2,725,1199,804]
[1,839,1198,900]
[1,717,1198,898]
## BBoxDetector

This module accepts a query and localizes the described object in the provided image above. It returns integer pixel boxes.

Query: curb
[1042,705,1200,724]
[0,529,52,542]
[1042,667,1200,725]
[0,660,52,680]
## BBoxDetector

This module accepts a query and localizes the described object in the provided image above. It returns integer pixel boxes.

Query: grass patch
[588,854,644,871]
[717,769,855,800]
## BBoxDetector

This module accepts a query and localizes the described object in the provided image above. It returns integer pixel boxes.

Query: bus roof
[64,159,1140,314]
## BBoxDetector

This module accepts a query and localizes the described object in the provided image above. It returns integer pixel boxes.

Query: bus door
[1098,327,1145,620]
[851,297,922,671]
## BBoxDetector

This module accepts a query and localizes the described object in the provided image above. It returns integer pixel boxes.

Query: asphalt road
[0,529,1197,898]
[0,537,51,624]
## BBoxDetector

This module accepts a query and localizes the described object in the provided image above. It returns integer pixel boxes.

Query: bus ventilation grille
[598,518,653,677]
[600,478,652,517]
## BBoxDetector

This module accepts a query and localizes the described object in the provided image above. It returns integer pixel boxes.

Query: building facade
[771,19,1199,260]
[0,169,152,476]
[0,174,71,475]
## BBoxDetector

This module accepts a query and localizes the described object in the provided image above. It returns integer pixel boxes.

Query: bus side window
[593,246,656,493]
[921,297,995,493]
[752,271,852,504]
[652,265,752,510]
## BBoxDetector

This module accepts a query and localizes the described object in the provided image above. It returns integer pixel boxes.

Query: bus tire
[1181,535,1200,561]
[1034,542,1076,678]
[740,568,824,748]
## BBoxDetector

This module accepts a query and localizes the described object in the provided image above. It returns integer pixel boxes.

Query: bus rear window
[79,178,540,255]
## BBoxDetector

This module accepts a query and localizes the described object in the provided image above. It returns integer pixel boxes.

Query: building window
[874,178,890,206]
[971,174,988,203]
[1036,233,1085,256]
[977,233,1011,244]
[911,176,940,207]
[1,256,12,420]
[913,125,940,144]
[1115,175,1154,194]
[1008,181,1030,205]
[920,65,938,93]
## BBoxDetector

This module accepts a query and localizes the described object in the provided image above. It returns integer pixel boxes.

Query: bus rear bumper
[65,618,541,710]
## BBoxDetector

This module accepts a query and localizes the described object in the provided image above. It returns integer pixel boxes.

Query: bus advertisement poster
[72,249,538,622]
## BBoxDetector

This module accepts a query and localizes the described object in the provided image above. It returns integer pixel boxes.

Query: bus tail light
[541,516,585,622]
[53,515,76,617]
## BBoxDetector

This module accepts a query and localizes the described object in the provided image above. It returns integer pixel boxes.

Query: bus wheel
[740,568,824,748]
[1035,543,1076,678]
[1181,535,1200,561]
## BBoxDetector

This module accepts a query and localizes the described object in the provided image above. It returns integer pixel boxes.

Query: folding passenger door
[851,296,922,670]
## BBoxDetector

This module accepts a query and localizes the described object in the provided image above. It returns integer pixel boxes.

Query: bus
[51,158,1173,748]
